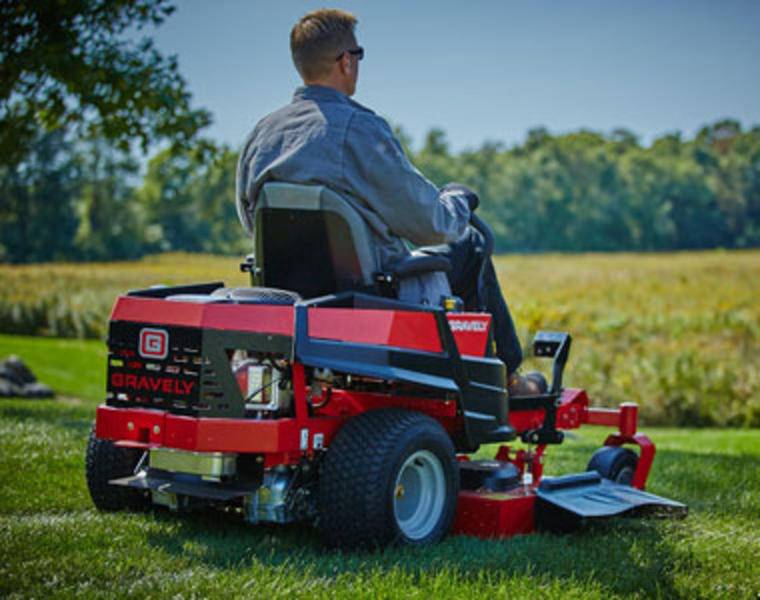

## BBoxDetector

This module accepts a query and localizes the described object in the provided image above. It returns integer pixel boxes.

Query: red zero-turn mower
[87,183,686,548]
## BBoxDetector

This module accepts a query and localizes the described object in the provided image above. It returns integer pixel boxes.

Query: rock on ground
[0,355,54,398]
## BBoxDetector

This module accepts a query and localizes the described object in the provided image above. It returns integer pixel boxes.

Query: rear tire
[587,446,638,485]
[317,409,459,549]
[85,423,149,511]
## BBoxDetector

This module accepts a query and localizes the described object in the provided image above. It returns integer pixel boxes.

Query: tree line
[0,132,244,262]
[1,118,759,263]
[410,120,760,253]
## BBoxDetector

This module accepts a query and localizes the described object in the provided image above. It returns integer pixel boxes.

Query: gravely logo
[448,319,488,333]
[139,327,168,360]
[110,372,195,396]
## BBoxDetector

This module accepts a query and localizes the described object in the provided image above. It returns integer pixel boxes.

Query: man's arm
[342,112,471,246]
[235,122,262,234]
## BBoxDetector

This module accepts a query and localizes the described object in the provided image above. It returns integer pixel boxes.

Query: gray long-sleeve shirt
[236,85,470,301]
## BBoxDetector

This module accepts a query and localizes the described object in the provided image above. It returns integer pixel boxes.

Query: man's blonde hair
[290,9,358,81]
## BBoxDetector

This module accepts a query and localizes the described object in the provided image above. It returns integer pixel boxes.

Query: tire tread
[587,446,638,484]
[85,423,148,511]
[317,409,457,549]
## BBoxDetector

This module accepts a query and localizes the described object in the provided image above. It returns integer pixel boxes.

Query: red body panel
[110,296,489,357]
[508,387,588,433]
[97,404,343,454]
[110,297,294,336]
[313,388,460,434]
[453,488,536,538]
[308,308,442,353]
[97,405,166,445]
[307,309,492,356]
[445,313,492,357]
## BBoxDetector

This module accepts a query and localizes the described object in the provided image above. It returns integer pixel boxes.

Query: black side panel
[107,320,291,418]
[199,329,292,418]
[430,303,513,446]
[461,356,509,442]
[127,282,225,298]
[296,337,459,393]
[107,321,202,415]
[293,293,514,448]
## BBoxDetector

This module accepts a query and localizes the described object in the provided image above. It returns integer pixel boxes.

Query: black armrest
[392,253,452,278]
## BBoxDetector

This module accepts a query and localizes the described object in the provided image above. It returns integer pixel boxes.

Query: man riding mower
[86,9,685,549]
[87,180,684,547]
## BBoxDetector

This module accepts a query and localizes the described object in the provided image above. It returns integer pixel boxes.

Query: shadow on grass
[142,508,688,597]
[131,446,758,596]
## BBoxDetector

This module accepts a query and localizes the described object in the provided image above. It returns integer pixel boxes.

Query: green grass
[0,334,106,401]
[1,335,759,598]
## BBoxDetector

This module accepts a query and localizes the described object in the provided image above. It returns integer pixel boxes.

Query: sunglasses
[335,46,364,61]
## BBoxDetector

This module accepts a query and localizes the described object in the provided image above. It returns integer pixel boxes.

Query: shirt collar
[293,85,349,104]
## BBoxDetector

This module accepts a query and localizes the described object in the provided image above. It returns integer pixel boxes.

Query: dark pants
[423,227,523,374]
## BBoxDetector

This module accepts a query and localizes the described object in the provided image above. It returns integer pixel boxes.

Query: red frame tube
[585,402,639,437]
[96,360,461,466]
[508,391,654,490]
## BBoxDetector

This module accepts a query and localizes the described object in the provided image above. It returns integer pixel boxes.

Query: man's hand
[441,182,479,211]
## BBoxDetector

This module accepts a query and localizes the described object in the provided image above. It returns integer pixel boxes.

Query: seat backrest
[252,182,379,298]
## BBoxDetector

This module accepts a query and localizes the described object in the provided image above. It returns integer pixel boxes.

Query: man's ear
[339,54,351,75]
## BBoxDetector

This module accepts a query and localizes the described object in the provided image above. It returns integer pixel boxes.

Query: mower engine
[231,353,292,415]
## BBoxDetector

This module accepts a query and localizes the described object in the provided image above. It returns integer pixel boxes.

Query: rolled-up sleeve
[342,112,470,246]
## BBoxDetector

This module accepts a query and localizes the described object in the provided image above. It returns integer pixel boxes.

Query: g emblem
[139,328,169,360]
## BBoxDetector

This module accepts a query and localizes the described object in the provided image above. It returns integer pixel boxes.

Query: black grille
[106,321,203,416]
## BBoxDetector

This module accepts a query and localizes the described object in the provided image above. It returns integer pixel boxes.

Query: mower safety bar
[532,331,572,395]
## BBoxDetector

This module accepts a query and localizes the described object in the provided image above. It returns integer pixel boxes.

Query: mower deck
[453,466,686,538]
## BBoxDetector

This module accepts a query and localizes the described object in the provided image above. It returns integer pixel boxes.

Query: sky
[148,0,760,152]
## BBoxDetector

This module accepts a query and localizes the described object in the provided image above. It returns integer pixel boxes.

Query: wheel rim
[616,466,635,485]
[393,449,446,541]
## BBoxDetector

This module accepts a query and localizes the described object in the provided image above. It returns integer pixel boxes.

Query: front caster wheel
[587,446,638,485]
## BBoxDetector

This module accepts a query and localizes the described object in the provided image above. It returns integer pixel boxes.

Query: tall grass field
[0,334,758,598]
[1,250,758,426]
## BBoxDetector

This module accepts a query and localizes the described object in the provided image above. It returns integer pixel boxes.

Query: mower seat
[250,182,451,300]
